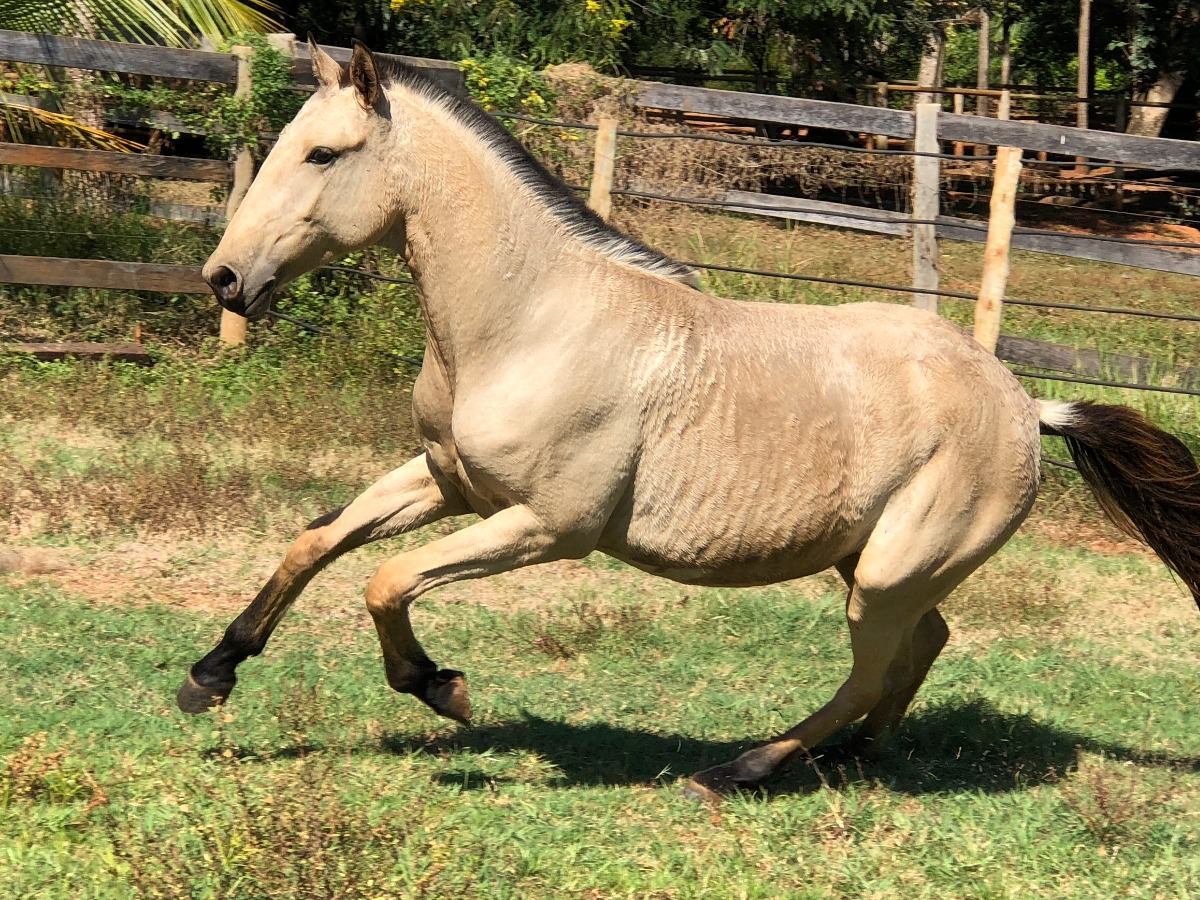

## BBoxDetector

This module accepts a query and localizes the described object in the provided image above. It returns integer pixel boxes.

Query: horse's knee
[364,558,416,616]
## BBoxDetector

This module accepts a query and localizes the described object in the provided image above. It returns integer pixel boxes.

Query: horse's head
[203,40,397,320]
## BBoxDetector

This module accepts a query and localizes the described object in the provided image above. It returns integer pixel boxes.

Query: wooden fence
[1,30,1196,377]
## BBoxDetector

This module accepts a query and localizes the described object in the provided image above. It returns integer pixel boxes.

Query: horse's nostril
[206,265,245,312]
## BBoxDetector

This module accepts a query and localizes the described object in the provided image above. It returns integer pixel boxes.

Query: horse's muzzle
[204,263,275,320]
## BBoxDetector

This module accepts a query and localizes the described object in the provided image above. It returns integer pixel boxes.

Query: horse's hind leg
[685,578,929,801]
[177,453,466,713]
[849,608,949,753]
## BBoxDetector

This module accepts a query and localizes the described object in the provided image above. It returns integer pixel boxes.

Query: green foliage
[460,54,556,114]
[98,34,303,157]
[292,0,636,72]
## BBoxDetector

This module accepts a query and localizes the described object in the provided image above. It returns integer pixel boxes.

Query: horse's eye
[306,147,337,165]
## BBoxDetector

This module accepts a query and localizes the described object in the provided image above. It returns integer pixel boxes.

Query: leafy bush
[460,53,556,114]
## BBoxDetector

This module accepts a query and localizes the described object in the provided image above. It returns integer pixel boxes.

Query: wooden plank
[637,79,1200,169]
[291,43,465,95]
[937,113,1198,169]
[974,147,1023,352]
[0,142,231,181]
[3,341,153,364]
[721,191,910,235]
[720,191,1199,276]
[937,220,1200,276]
[911,103,941,313]
[638,81,915,139]
[995,335,1200,387]
[0,255,207,293]
[0,29,236,82]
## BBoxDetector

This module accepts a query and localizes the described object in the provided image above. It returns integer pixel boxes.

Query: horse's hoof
[423,669,472,725]
[682,763,740,804]
[176,673,232,714]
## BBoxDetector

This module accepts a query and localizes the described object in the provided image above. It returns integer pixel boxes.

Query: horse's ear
[308,34,343,90]
[350,40,382,110]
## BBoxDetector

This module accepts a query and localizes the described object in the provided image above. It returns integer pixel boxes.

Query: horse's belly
[600,545,841,587]
[598,502,868,587]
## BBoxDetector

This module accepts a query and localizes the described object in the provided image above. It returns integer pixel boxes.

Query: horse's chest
[411,371,508,517]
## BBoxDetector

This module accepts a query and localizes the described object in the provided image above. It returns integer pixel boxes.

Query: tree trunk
[1126,69,1186,136]
[915,26,946,107]
[976,10,990,117]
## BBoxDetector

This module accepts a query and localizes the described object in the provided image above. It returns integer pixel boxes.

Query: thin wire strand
[679,260,1200,323]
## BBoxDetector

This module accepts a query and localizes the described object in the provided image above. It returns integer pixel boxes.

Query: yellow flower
[585,0,601,12]
[610,17,631,33]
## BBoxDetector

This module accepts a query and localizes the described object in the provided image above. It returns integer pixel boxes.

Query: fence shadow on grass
[378,696,1199,798]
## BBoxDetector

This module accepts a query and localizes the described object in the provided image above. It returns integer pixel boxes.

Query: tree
[0,0,281,146]
[1114,0,1199,136]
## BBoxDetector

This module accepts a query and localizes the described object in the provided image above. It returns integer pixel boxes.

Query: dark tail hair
[1041,401,1200,609]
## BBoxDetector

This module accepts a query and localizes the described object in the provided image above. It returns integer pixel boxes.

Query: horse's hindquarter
[601,299,1040,586]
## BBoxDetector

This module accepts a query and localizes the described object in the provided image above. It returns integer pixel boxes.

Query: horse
[182,40,1200,802]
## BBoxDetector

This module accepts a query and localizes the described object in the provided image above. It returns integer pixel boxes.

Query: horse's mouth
[244,279,277,321]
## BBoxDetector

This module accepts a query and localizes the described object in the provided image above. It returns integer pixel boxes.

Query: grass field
[2,530,1198,898]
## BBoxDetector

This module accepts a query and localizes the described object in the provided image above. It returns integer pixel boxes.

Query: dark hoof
[176,673,233,714]
[682,763,744,805]
[421,669,472,725]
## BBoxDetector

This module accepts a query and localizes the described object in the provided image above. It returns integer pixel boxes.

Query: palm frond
[1,97,145,150]
[0,0,282,46]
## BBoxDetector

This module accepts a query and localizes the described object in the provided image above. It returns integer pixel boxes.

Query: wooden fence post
[588,117,618,221]
[911,102,940,313]
[952,91,965,156]
[997,88,1012,120]
[973,146,1023,352]
[219,45,254,348]
[873,82,889,150]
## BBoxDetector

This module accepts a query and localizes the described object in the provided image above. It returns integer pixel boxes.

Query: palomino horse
[184,41,1200,801]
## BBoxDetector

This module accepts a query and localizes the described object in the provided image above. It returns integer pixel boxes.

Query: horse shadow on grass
[376,696,1199,798]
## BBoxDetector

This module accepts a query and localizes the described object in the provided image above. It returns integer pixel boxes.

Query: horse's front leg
[177,453,467,713]
[363,504,574,723]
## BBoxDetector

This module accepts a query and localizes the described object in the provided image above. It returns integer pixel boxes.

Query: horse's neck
[389,105,592,378]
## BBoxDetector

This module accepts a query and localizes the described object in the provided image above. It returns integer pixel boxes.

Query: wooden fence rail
[0,142,231,181]
[637,81,1200,170]
[0,255,207,293]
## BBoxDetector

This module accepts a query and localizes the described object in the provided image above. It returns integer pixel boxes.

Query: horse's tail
[1039,399,1200,610]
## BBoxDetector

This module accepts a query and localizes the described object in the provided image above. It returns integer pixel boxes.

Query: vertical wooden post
[973,146,1023,353]
[997,88,1012,120]
[587,117,618,221]
[911,102,940,314]
[952,91,965,156]
[874,82,889,150]
[1074,0,1092,175]
[976,10,991,118]
[220,45,254,348]
[1113,93,1127,210]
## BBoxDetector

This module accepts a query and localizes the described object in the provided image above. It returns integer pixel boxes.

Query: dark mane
[379,59,698,285]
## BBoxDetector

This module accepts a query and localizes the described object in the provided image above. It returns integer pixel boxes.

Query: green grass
[2,555,1198,898]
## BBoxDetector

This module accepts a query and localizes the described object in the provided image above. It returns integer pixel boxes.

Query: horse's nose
[205,264,245,314]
